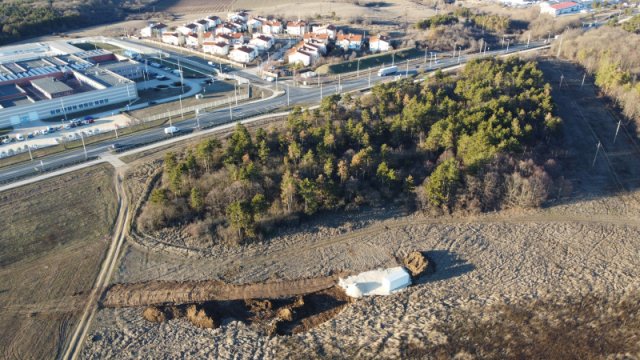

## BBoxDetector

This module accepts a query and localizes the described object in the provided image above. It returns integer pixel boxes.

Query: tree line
[138,58,564,246]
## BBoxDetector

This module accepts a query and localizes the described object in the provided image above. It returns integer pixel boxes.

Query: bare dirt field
[0,164,118,360]
[80,58,640,358]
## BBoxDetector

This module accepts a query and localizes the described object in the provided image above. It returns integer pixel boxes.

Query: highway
[0,40,549,185]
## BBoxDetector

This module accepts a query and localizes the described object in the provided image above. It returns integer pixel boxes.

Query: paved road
[0,41,549,185]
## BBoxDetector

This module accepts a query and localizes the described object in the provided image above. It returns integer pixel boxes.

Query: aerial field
[0,164,118,360]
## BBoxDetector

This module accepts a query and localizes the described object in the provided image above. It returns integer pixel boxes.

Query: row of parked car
[1,116,96,145]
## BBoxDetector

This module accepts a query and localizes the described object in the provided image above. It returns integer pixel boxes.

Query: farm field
[0,164,118,360]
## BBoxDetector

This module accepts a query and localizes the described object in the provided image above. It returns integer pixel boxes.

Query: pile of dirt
[403,251,429,278]
[142,306,166,323]
[186,305,216,329]
[103,275,340,308]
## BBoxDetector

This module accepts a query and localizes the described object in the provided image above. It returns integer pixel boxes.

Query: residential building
[162,32,182,46]
[203,41,229,56]
[303,32,330,45]
[311,24,337,39]
[205,16,222,29]
[288,50,314,66]
[540,1,582,16]
[286,21,308,36]
[250,34,274,51]
[196,19,210,31]
[228,11,250,22]
[262,20,283,35]
[215,34,234,44]
[227,32,245,46]
[229,46,258,63]
[215,23,236,35]
[185,33,200,47]
[177,23,198,35]
[248,18,263,32]
[369,35,391,52]
[140,23,167,38]
[337,32,364,51]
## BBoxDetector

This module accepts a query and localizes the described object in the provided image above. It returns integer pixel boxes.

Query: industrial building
[0,40,138,127]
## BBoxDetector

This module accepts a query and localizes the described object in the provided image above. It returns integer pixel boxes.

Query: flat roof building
[30,77,74,99]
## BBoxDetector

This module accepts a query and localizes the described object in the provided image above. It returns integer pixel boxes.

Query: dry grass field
[0,164,118,360]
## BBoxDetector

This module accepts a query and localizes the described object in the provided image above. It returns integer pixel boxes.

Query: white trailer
[377,65,398,77]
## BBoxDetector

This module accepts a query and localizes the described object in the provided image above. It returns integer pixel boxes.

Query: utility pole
[559,74,564,88]
[458,47,461,64]
[556,35,563,57]
[405,59,409,77]
[320,79,323,100]
[27,143,33,161]
[581,73,586,87]
[368,68,371,87]
[527,33,531,48]
[613,120,621,144]
[429,52,433,68]
[506,40,510,53]
[357,58,360,77]
[179,94,184,120]
[196,109,201,129]
[229,101,233,121]
[286,83,290,106]
[547,31,551,44]
[338,74,341,92]
[424,47,428,64]
[114,126,119,139]
[80,133,88,160]
[234,82,238,105]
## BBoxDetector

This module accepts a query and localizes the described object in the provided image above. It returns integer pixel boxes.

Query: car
[149,101,157,105]
[1,137,10,144]
[84,116,95,123]
[164,126,180,135]
[15,133,25,141]
[27,133,34,139]
[163,67,171,71]
[63,124,72,130]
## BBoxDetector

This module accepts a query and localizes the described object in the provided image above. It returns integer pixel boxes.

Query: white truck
[164,126,180,135]
[377,65,398,77]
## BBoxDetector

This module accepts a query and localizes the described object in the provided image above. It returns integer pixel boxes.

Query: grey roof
[31,77,73,94]
[0,84,23,98]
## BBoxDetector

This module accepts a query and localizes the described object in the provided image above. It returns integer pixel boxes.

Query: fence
[141,91,251,122]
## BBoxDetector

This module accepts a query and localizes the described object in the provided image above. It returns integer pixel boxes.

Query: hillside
[0,0,155,45]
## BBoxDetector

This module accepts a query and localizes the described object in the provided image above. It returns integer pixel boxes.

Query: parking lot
[0,115,132,159]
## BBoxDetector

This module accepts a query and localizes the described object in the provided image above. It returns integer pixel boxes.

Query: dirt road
[62,167,130,360]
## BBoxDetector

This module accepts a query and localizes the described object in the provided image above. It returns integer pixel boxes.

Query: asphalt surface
[0,40,549,184]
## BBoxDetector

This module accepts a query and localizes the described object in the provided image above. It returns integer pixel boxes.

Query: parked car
[84,116,95,123]
[15,133,25,141]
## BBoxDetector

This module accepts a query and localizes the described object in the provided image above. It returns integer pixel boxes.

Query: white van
[164,126,180,135]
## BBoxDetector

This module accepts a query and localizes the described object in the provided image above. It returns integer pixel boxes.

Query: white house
[311,24,337,39]
[229,32,246,46]
[247,18,263,33]
[177,23,198,36]
[303,40,326,55]
[206,16,222,29]
[215,34,233,44]
[369,35,391,52]
[228,10,250,22]
[215,23,236,35]
[162,32,182,46]
[540,1,582,16]
[185,33,200,47]
[337,32,364,51]
[195,19,210,31]
[288,50,314,67]
[262,20,283,35]
[140,23,168,38]
[303,32,330,45]
[229,46,258,63]
[231,21,247,32]
[249,34,274,51]
[203,41,229,56]
[286,21,308,36]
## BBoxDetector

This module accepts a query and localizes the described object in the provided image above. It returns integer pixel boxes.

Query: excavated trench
[140,287,351,336]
